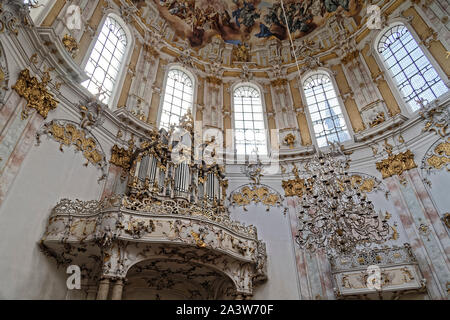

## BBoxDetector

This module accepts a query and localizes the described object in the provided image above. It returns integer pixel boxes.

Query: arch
[301,71,351,148]
[124,257,237,299]
[231,82,269,157]
[157,65,196,130]
[123,252,245,293]
[374,22,448,113]
[81,13,133,109]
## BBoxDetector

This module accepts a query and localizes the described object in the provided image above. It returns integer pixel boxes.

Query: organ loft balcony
[40,112,267,300]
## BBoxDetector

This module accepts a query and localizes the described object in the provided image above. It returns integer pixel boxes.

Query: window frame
[231,82,269,159]
[80,12,133,109]
[300,70,353,150]
[156,64,197,131]
[373,21,449,115]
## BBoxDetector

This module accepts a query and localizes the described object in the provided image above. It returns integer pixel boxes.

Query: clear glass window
[81,16,128,105]
[159,69,193,130]
[233,86,267,156]
[377,24,447,111]
[303,74,350,148]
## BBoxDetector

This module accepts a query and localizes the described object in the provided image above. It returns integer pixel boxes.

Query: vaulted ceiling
[132,0,363,48]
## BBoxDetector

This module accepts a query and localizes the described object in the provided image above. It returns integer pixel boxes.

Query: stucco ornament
[375,150,417,179]
[12,69,58,119]
[35,120,108,181]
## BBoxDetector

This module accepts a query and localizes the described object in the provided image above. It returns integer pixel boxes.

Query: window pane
[303,74,351,148]
[377,24,448,111]
[233,86,267,156]
[159,69,194,130]
[82,16,128,105]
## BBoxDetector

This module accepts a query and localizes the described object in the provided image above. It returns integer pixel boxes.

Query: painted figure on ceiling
[151,0,361,48]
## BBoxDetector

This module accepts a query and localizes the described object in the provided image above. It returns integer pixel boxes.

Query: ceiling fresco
[133,0,362,48]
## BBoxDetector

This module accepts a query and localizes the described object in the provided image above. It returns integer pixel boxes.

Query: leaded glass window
[233,85,267,156]
[377,24,447,111]
[82,16,128,105]
[303,74,350,148]
[159,69,194,130]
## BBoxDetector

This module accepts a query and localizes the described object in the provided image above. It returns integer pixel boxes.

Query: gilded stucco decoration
[443,213,450,229]
[229,184,284,212]
[0,1,32,35]
[375,150,417,179]
[110,137,135,172]
[283,133,296,149]
[62,34,79,56]
[35,120,108,180]
[421,138,450,178]
[419,102,449,138]
[78,100,105,129]
[12,69,58,120]
[369,111,386,128]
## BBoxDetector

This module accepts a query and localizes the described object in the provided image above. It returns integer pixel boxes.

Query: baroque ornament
[375,150,417,179]
[419,102,449,138]
[369,112,386,128]
[110,137,135,172]
[12,69,58,119]
[283,133,296,149]
[36,120,108,180]
[229,185,284,212]
[425,141,450,171]
[62,34,78,56]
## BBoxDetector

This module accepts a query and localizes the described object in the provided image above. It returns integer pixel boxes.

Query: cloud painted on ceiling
[141,0,362,48]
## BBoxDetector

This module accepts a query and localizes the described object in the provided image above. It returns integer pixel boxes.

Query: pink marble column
[0,92,25,141]
[100,165,122,200]
[316,250,335,299]
[0,93,23,142]
[0,113,43,205]
[407,168,450,260]
[287,197,331,299]
[385,176,444,299]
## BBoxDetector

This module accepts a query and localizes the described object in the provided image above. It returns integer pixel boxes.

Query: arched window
[303,73,350,148]
[82,15,128,105]
[159,69,194,130]
[233,85,267,156]
[377,24,447,111]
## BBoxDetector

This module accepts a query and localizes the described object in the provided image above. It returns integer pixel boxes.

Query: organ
[127,111,228,212]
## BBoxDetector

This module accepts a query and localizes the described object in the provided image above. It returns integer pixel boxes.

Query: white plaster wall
[230,203,300,299]
[0,138,103,299]
[226,169,300,300]
[424,170,450,217]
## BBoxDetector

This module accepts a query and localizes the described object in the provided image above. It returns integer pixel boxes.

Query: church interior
[0,0,449,300]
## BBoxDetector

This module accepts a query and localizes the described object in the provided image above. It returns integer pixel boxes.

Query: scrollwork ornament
[421,139,450,177]
[376,150,417,179]
[35,120,108,181]
[229,184,285,213]
[12,69,58,120]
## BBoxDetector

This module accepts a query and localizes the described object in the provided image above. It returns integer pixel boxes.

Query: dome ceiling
[132,0,363,49]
